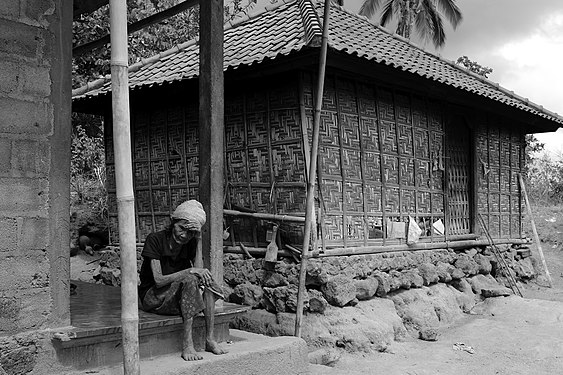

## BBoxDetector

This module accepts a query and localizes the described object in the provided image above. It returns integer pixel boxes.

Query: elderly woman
[138,200,227,361]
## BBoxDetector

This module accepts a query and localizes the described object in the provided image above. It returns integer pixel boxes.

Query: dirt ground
[311,205,563,375]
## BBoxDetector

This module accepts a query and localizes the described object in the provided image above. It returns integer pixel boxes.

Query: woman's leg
[181,317,202,361]
[203,289,228,355]
[177,275,205,361]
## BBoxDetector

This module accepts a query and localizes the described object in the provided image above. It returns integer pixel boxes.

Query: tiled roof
[73,0,563,126]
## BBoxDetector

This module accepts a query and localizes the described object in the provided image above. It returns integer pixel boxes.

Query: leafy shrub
[71,115,107,225]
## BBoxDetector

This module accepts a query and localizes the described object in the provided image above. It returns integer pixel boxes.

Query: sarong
[142,274,224,320]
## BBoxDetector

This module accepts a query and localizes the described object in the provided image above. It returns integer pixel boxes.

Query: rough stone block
[0,177,49,213]
[0,19,39,58]
[354,278,379,300]
[388,270,403,291]
[0,97,53,134]
[0,60,20,95]
[373,271,391,297]
[321,275,356,307]
[474,253,493,274]
[0,333,39,374]
[469,274,512,297]
[436,261,453,283]
[418,263,439,285]
[21,64,51,98]
[0,0,20,20]
[402,269,424,288]
[21,0,54,25]
[454,254,479,276]
[451,268,465,280]
[0,254,49,291]
[15,288,51,330]
[306,261,329,287]
[260,270,288,288]
[0,138,12,174]
[514,257,535,279]
[0,218,18,252]
[21,217,49,250]
[389,284,464,337]
[263,285,306,313]
[308,289,328,314]
[230,283,263,308]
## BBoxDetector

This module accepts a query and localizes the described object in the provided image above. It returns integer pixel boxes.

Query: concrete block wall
[0,0,72,338]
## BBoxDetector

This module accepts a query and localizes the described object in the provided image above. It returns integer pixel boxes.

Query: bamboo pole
[312,238,531,258]
[223,246,293,258]
[295,0,331,338]
[109,0,140,373]
[519,174,553,287]
[223,209,305,223]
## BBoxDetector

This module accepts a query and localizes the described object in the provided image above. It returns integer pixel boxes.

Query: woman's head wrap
[171,200,206,231]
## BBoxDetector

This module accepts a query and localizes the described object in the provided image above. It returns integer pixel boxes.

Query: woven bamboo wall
[476,116,524,238]
[104,70,523,245]
[105,74,306,244]
[223,76,306,247]
[105,103,200,243]
[302,73,448,247]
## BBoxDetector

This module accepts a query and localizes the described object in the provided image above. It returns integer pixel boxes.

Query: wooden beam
[73,0,198,56]
[199,0,224,283]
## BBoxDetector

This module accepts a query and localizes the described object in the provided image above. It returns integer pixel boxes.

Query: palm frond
[379,0,396,27]
[435,0,462,29]
[414,0,434,44]
[359,0,385,19]
[427,1,446,47]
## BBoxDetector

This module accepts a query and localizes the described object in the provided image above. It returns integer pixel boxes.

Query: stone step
[54,303,249,370]
[62,330,309,375]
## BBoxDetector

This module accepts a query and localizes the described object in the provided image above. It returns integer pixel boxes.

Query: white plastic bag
[407,216,422,245]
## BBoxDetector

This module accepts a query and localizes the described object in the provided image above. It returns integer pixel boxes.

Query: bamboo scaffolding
[295,0,331,338]
[109,0,139,373]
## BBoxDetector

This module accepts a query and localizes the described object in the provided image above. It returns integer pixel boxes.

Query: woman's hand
[188,267,213,287]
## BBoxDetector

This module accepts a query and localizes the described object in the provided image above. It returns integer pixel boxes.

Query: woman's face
[172,220,198,245]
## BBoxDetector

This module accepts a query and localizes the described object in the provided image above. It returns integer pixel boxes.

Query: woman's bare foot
[205,339,228,355]
[181,347,203,361]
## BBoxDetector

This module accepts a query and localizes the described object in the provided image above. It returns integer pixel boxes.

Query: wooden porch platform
[53,281,249,371]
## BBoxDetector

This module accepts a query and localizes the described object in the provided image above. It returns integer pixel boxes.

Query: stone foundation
[223,244,536,314]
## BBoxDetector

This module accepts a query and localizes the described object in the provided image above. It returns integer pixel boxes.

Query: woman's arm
[150,259,214,288]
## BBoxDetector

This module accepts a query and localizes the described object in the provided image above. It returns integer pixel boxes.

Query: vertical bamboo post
[519,174,553,287]
[295,0,331,337]
[109,1,140,374]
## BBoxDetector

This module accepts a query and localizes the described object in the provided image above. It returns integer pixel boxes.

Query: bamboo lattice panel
[475,117,523,238]
[303,73,446,247]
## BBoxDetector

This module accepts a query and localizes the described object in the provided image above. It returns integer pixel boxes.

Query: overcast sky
[343,0,563,156]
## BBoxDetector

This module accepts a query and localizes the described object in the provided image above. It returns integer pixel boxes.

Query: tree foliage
[455,56,493,78]
[71,116,107,220]
[359,0,463,48]
[73,0,257,88]
[526,152,563,205]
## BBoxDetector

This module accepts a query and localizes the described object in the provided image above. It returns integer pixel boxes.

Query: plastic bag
[407,216,422,245]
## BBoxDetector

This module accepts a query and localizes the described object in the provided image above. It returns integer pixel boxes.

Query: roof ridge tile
[298,0,322,46]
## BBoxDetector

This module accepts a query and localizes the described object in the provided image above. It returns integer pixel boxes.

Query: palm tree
[359,0,462,48]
